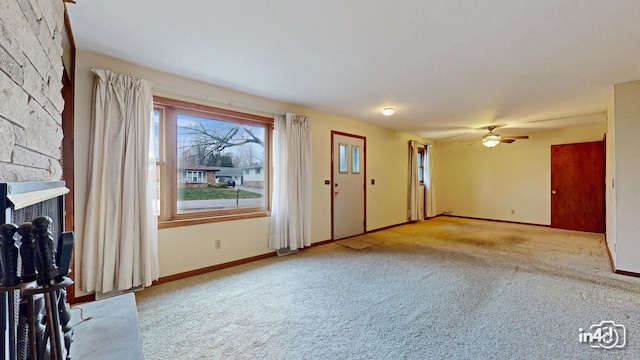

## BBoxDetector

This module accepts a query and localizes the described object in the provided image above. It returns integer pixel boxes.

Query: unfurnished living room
[2,1,640,359]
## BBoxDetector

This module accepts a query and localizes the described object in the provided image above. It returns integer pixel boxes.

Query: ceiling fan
[481,126,529,148]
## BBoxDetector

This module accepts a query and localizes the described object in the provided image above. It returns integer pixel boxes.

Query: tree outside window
[154,97,273,227]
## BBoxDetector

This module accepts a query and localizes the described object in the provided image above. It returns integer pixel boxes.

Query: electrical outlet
[215,239,222,250]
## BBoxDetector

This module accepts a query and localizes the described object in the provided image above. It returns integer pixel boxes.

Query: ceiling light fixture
[382,107,395,116]
[482,132,502,148]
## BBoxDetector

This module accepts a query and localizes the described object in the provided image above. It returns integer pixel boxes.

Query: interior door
[551,141,604,233]
[332,132,365,239]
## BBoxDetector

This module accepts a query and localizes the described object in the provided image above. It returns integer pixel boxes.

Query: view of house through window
[176,113,266,213]
[154,97,272,225]
[182,170,207,183]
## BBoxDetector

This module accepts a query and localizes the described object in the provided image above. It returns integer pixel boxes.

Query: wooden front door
[551,141,604,233]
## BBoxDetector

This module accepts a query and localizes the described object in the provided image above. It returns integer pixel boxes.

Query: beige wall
[605,90,616,264]
[608,80,640,273]
[433,122,605,225]
[73,50,428,293]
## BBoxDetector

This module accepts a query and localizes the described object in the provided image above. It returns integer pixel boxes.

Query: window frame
[417,147,425,184]
[154,96,273,229]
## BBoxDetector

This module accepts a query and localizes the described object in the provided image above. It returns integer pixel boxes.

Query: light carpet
[135,217,640,359]
[335,235,384,250]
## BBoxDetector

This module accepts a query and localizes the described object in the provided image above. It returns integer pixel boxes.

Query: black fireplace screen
[1,181,67,359]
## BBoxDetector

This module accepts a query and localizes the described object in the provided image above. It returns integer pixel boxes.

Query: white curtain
[269,113,312,251]
[407,140,423,221]
[81,68,159,293]
[425,145,436,218]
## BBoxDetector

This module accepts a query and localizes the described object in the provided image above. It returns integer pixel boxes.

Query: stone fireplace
[0,0,74,358]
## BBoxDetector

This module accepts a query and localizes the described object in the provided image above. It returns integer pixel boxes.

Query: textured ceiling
[66,0,640,140]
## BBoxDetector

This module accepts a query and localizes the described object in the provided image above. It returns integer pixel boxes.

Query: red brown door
[551,141,604,233]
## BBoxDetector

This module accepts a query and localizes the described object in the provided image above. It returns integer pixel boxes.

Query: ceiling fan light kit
[482,133,502,148]
[481,126,529,148]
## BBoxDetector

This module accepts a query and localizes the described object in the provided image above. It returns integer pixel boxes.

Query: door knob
[551,190,557,194]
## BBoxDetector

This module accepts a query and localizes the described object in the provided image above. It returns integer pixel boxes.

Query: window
[182,171,207,183]
[153,109,162,216]
[417,147,425,183]
[154,96,273,228]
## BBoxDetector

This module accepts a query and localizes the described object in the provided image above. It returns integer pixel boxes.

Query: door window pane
[339,144,348,173]
[351,146,360,174]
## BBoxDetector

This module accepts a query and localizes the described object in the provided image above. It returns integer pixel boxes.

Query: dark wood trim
[443,214,549,228]
[70,293,95,305]
[74,240,335,303]
[153,252,276,285]
[614,270,640,278]
[448,215,627,277]
[329,221,413,242]
[310,239,334,247]
[602,134,607,233]
[330,132,334,239]
[364,136,367,233]
[330,131,367,240]
[62,4,76,303]
[153,237,350,285]
[158,211,270,229]
[153,96,274,125]
[61,73,74,233]
[366,221,412,234]
[63,6,76,84]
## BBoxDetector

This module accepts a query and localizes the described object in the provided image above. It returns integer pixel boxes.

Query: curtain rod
[153,85,284,116]
[409,140,430,147]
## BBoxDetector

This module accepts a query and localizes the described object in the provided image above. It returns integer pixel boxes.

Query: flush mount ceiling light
[382,107,395,116]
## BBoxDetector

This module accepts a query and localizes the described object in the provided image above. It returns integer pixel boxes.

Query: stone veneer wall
[0,0,65,182]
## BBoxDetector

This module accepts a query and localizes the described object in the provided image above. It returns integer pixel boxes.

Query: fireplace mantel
[7,186,69,211]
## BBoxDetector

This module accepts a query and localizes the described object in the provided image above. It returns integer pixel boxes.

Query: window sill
[158,210,271,229]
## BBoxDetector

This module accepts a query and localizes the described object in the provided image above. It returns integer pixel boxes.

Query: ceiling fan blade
[504,135,529,139]
[500,139,516,144]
